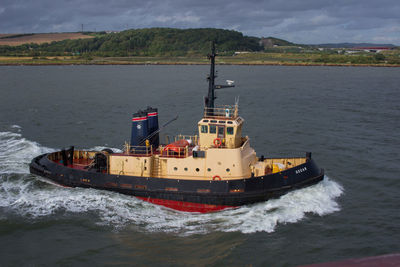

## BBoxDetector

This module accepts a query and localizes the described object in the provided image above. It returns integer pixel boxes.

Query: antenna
[204,41,235,113]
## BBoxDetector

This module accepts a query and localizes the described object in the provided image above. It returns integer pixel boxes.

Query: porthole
[226,168,230,172]
[207,168,211,172]
[196,168,200,172]
[184,167,188,171]
[174,167,178,171]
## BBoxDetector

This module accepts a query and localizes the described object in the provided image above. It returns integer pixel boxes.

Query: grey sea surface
[0,65,399,266]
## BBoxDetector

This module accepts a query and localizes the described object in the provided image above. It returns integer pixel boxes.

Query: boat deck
[54,158,93,170]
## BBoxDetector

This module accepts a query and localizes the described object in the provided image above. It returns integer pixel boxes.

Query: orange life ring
[212,175,221,181]
[213,138,222,147]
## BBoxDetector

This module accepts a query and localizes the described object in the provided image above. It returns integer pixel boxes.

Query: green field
[1,50,399,67]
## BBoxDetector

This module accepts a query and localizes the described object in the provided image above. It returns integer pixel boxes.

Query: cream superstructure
[105,105,306,180]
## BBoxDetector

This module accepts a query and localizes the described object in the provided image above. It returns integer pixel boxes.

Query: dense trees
[0,28,263,56]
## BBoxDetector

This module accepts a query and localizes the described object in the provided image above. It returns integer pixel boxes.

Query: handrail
[128,145,153,156]
[160,145,190,158]
[240,136,249,151]
[174,134,198,145]
[204,105,238,119]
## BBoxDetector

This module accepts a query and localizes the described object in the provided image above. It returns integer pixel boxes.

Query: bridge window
[227,127,234,135]
[209,125,216,134]
[201,125,208,133]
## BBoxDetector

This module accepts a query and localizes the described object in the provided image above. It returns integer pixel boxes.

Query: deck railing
[159,145,190,158]
[173,134,198,145]
[203,105,238,119]
[127,145,153,156]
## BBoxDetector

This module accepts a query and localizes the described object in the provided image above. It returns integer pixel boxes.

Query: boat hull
[30,152,324,213]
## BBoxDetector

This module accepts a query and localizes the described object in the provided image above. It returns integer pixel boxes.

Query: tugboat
[30,43,324,213]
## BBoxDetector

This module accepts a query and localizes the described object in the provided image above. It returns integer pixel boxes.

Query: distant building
[345,50,361,54]
[234,51,250,55]
[353,47,392,53]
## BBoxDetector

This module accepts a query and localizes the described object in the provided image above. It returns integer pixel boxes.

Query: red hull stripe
[135,197,235,213]
[147,112,158,117]
[132,116,147,121]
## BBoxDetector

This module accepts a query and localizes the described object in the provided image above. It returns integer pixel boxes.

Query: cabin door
[217,126,225,139]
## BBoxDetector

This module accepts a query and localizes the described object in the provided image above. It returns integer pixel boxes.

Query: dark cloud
[0,0,399,44]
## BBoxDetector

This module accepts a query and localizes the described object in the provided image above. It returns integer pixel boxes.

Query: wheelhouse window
[201,125,208,133]
[209,125,216,134]
[227,127,234,135]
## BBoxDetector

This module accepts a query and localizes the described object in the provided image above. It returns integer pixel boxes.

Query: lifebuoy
[212,175,221,180]
[213,138,222,147]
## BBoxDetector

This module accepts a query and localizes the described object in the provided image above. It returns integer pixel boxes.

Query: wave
[0,130,54,174]
[0,128,343,235]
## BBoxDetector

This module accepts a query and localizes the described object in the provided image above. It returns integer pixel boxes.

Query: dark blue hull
[30,152,324,212]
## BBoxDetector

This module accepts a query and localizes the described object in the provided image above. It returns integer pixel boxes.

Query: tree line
[0,28,263,57]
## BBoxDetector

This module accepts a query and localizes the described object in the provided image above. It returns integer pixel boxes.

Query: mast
[205,42,234,114]
[206,42,216,110]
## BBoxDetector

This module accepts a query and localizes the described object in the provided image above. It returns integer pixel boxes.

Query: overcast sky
[1,0,399,44]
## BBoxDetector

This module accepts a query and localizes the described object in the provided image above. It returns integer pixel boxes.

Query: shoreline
[1,62,399,67]
[1,53,399,67]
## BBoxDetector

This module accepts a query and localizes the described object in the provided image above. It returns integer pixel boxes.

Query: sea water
[0,65,398,266]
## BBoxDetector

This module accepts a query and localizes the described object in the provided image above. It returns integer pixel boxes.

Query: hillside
[0,28,263,57]
[259,37,296,48]
[1,28,399,66]
[0,33,94,46]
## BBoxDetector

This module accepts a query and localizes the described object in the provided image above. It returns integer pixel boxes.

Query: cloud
[154,11,200,24]
[0,0,399,44]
